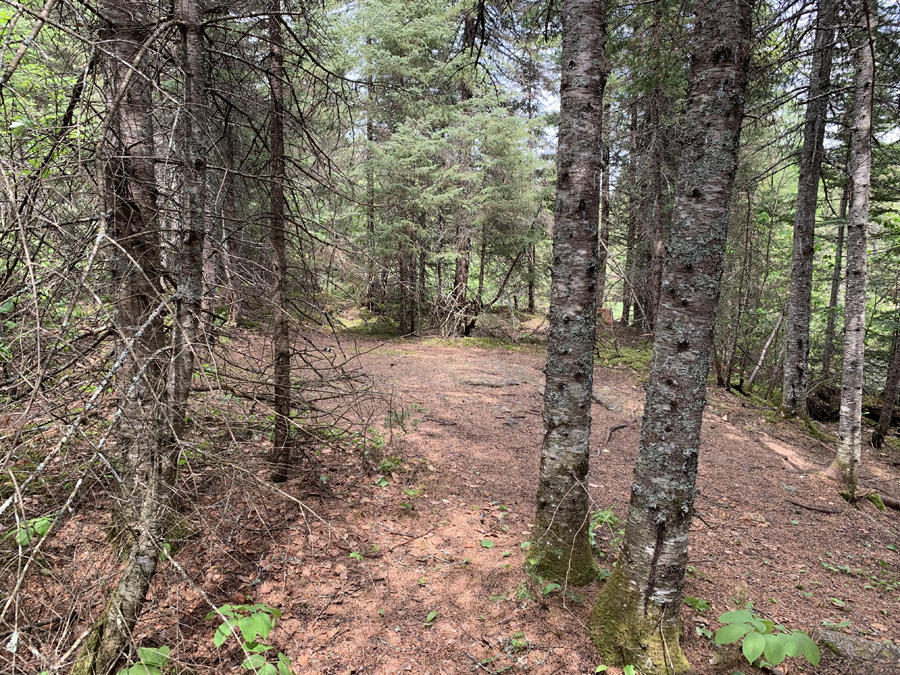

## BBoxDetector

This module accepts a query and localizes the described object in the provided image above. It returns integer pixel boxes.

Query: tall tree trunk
[833,2,875,498]
[527,242,536,314]
[172,0,207,437]
[596,103,610,309]
[821,179,848,380]
[528,0,606,586]
[74,3,169,672]
[590,1,752,671]
[646,10,665,332]
[873,328,900,449]
[269,1,291,483]
[221,114,242,327]
[621,102,638,326]
[781,0,838,417]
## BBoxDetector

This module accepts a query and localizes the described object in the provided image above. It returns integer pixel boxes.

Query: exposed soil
[4,336,900,675]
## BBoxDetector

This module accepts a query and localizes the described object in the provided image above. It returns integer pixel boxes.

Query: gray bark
[172,0,207,438]
[621,102,638,326]
[74,2,170,672]
[597,103,611,310]
[590,0,752,671]
[873,329,900,449]
[269,1,292,482]
[221,118,241,327]
[528,0,606,586]
[821,180,848,381]
[781,0,838,417]
[834,1,875,498]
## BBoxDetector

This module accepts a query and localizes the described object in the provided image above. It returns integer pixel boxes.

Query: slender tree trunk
[833,1,875,498]
[364,63,379,310]
[821,180,848,380]
[268,1,291,483]
[74,3,169,673]
[781,0,838,417]
[528,0,606,586]
[748,307,785,391]
[222,115,241,327]
[621,102,638,326]
[172,0,207,437]
[527,242,536,314]
[477,222,487,305]
[647,13,665,333]
[590,1,752,671]
[873,328,900,449]
[597,103,610,309]
[451,228,471,334]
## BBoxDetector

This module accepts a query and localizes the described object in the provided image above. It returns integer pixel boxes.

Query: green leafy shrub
[714,609,820,669]
[207,603,292,674]
[116,646,170,675]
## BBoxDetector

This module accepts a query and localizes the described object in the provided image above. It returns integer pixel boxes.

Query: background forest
[0,0,899,673]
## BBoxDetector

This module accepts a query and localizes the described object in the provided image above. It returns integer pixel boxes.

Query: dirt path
[230,338,896,675]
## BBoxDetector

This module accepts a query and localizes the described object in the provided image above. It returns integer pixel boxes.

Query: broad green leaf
[137,646,170,668]
[425,610,438,623]
[763,633,788,665]
[480,540,494,548]
[213,619,236,647]
[760,619,775,634]
[623,666,636,675]
[252,612,273,639]
[792,631,821,666]
[747,619,767,633]
[259,664,278,675]
[238,615,258,642]
[741,631,765,663]
[783,633,802,658]
[244,641,273,653]
[714,623,753,645]
[718,610,755,624]
[242,653,267,669]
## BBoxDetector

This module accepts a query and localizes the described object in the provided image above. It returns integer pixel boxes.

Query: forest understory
[4,326,899,675]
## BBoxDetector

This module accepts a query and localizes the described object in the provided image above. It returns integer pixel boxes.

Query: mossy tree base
[526,537,598,587]
[589,569,691,674]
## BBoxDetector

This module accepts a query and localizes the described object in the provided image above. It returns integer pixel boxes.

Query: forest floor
[6,329,900,675]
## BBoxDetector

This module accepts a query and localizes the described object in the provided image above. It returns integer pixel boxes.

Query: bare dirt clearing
[6,338,899,675]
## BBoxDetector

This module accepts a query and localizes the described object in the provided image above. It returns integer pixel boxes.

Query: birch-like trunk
[74,2,169,672]
[590,1,752,671]
[873,329,900,449]
[528,0,606,586]
[269,1,292,482]
[781,0,837,417]
[833,2,875,498]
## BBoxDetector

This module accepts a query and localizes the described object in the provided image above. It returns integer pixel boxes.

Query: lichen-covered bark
[529,0,606,587]
[75,2,171,672]
[781,0,838,418]
[590,1,752,671]
[834,2,875,498]
[873,329,900,450]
